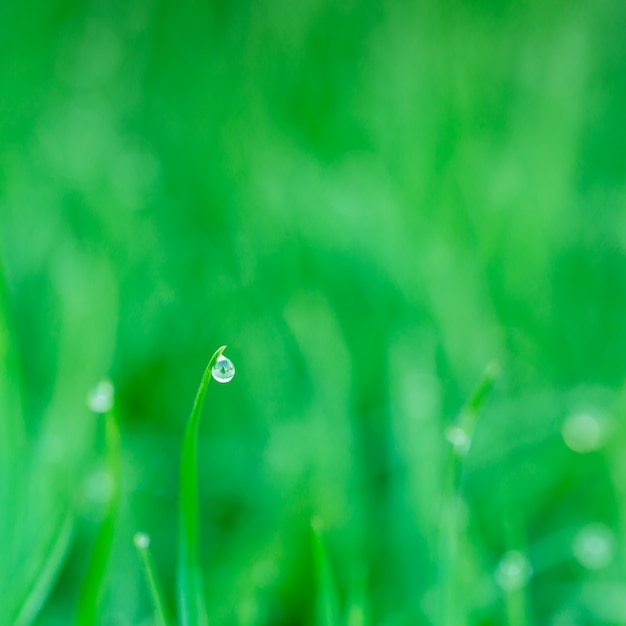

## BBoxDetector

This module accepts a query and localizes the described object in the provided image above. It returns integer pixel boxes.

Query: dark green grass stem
[134,533,171,626]
[76,408,121,626]
[439,363,499,626]
[177,346,226,626]
[311,518,341,626]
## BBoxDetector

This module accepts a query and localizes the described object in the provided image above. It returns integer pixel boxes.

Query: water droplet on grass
[134,532,151,549]
[562,412,605,453]
[445,425,471,455]
[212,355,235,383]
[572,523,614,570]
[495,550,533,591]
[87,380,115,413]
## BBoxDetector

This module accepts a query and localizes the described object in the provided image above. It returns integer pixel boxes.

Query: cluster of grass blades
[132,344,371,626]
[311,519,369,626]
[134,345,234,626]
[309,364,500,626]
[7,380,121,626]
[11,348,505,626]
[7,345,232,626]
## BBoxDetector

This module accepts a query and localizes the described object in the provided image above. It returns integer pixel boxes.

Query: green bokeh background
[2,0,626,624]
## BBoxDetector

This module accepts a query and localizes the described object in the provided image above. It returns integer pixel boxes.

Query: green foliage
[2,0,626,624]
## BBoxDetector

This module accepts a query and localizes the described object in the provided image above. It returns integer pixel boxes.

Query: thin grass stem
[134,533,171,626]
[76,407,121,625]
[11,508,75,626]
[439,362,499,626]
[177,345,227,626]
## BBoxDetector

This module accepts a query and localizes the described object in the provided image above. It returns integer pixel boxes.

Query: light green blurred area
[2,0,626,624]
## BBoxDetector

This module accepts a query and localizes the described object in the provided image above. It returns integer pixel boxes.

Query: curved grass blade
[134,533,171,626]
[456,361,499,441]
[76,407,122,626]
[177,345,227,626]
[439,362,499,626]
[311,517,341,626]
[11,507,76,626]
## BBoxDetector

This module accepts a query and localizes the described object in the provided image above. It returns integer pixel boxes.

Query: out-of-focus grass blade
[134,532,171,626]
[11,507,76,626]
[311,517,341,626]
[501,552,531,626]
[76,407,121,626]
[457,361,499,438]
[177,345,226,626]
[438,494,467,626]
[346,564,368,626]
[440,362,499,626]
[498,515,531,626]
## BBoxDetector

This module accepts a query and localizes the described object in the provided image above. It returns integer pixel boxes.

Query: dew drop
[562,412,606,453]
[212,354,235,383]
[495,550,533,591]
[133,532,151,549]
[87,380,115,413]
[445,425,471,455]
[572,523,615,570]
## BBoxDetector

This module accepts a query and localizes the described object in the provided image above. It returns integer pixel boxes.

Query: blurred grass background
[2,0,626,623]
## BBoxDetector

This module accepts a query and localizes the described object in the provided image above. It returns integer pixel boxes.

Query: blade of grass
[502,555,531,626]
[499,514,531,626]
[177,345,227,626]
[439,362,499,626]
[134,533,171,626]
[311,517,341,626]
[76,405,122,626]
[457,361,499,440]
[11,506,76,626]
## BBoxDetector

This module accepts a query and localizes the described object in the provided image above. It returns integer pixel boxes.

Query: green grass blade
[457,361,499,438]
[501,556,531,626]
[439,363,499,626]
[134,533,171,626]
[177,345,227,626]
[11,507,76,626]
[76,406,122,626]
[311,517,341,626]
[498,515,531,626]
